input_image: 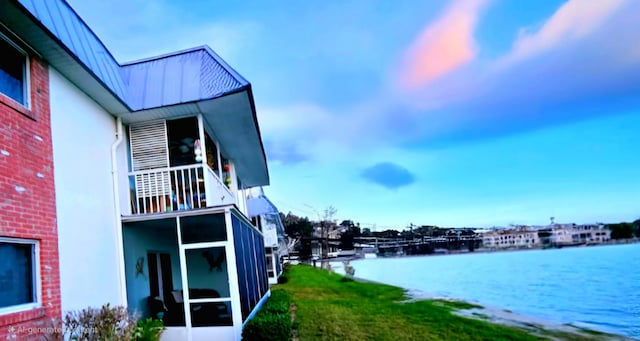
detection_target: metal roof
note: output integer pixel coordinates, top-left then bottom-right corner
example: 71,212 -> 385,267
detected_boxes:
121,46 -> 247,112
247,194 -> 286,237
16,0 -> 128,104
13,0 -> 249,112
3,0 -> 269,187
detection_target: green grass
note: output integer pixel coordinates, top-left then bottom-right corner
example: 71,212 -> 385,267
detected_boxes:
430,299 -> 483,310
274,265 -> 547,341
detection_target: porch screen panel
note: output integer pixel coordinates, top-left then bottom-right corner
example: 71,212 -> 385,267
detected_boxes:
243,220 -> 258,310
180,213 -> 226,243
184,246 -> 232,326
250,222 -> 263,306
232,211 -> 270,321
232,214 -> 250,320
257,234 -> 268,295
251,228 -> 263,300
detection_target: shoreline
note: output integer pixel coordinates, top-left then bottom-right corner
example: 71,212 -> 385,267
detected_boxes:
354,238 -> 640,260
328,260 -> 637,340
405,288 -> 634,341
277,265 -> 636,340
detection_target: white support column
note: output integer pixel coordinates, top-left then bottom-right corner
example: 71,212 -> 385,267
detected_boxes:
228,162 -> 239,208
216,141 -> 222,180
197,114 -> 207,168
197,115 -> 210,208
176,216 -> 193,341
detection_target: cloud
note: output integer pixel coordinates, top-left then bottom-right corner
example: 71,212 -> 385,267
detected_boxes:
361,162 -> 416,189
385,0 -> 640,149
501,0 -> 628,66
398,0 -> 489,91
264,140 -> 309,165
67,0 -> 260,63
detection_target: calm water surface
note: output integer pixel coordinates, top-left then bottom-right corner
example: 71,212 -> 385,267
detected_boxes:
344,243 -> 640,338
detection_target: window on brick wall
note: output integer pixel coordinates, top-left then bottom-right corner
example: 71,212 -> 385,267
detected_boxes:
0,238 -> 40,314
0,33 -> 28,106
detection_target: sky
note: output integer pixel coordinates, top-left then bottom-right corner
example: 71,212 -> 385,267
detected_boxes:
68,0 -> 640,229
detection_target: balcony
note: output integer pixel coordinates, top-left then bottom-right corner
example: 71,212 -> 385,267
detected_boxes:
128,164 -> 235,215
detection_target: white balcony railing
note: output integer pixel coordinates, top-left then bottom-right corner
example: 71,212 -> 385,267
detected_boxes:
203,165 -> 236,207
128,164 -> 234,215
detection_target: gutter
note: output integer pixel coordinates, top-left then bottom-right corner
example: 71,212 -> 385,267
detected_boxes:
110,117 -> 128,305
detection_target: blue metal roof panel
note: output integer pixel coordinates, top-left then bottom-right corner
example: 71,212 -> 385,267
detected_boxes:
121,49 -> 245,111
18,0 -> 128,102
199,49 -> 244,99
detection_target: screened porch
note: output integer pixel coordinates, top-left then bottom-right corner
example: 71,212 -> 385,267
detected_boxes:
121,206 -> 269,341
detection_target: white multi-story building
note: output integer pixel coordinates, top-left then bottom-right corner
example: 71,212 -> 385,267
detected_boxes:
1,1 -> 273,340
482,228 -> 540,249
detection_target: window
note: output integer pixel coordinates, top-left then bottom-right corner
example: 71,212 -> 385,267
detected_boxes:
180,213 -> 227,243
0,34 -> 28,106
184,246 -> 232,326
0,238 -> 39,313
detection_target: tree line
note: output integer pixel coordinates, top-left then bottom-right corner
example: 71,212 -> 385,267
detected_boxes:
607,219 -> 640,239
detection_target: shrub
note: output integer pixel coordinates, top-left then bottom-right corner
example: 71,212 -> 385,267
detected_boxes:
133,317 -> 165,341
277,272 -> 289,284
242,312 -> 291,341
278,272 -> 289,284
340,276 -> 354,283
50,303 -> 137,341
260,290 -> 291,314
242,291 -> 292,341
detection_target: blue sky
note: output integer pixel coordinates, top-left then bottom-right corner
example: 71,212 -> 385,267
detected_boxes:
69,0 -> 640,229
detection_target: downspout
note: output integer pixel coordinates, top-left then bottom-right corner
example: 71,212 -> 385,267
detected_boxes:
111,117 -> 128,306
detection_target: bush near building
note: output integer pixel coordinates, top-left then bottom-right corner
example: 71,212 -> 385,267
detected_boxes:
242,290 -> 292,341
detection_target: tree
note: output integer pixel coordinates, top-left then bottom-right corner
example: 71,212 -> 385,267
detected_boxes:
323,206 -> 337,224
280,212 -> 313,238
320,206 -> 337,268
608,222 -> 634,239
340,220 -> 354,228
297,238 -> 313,262
339,228 -> 356,250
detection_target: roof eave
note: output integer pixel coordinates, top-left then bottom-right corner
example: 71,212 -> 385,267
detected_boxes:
5,0 -> 131,113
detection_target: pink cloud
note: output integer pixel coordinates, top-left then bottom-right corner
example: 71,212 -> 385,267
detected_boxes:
398,0 -> 488,91
501,0 -> 627,66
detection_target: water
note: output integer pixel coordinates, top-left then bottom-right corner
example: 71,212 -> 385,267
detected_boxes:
341,243 -> 640,338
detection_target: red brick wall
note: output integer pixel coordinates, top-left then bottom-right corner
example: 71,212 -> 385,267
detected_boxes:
0,56 -> 61,340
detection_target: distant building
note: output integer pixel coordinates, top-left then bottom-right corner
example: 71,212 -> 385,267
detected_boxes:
247,191 -> 288,284
482,228 -> 540,249
482,223 -> 612,249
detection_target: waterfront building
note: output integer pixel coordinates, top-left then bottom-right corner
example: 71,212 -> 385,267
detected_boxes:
482,228 -> 540,249
552,224 -> 611,246
1,1 -> 272,340
484,224 -> 613,250
247,190 -> 288,284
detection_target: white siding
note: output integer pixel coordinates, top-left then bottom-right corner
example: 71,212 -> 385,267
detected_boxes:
49,67 -> 126,312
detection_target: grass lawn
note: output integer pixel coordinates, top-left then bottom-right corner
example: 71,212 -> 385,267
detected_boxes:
272,265 -> 619,341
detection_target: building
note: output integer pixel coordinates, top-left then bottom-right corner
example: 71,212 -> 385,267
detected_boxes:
1,1 -> 271,340
481,228 -> 540,249
483,224 -> 613,250
246,190 -> 288,284
542,224 -> 611,247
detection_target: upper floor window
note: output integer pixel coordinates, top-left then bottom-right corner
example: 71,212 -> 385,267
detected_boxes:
0,34 -> 28,106
0,238 -> 39,314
